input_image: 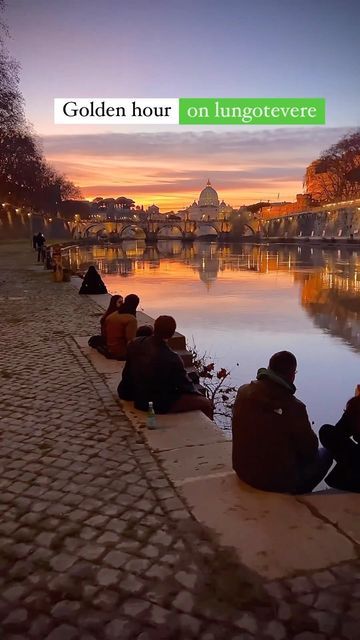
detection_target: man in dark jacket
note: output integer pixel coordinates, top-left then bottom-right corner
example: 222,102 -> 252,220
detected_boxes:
118,315 -> 213,418
232,351 -> 332,494
36,232 -> 46,262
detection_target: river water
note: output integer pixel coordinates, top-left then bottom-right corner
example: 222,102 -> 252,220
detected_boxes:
68,241 -> 360,432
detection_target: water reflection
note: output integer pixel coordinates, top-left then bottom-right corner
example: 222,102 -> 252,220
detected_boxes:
67,241 -> 360,428
300,267 -> 360,352
68,241 -> 360,351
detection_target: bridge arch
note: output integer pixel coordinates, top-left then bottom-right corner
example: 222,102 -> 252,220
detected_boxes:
156,224 -> 184,238
119,224 -> 146,238
83,223 -> 107,237
243,223 -> 256,235
194,223 -> 219,237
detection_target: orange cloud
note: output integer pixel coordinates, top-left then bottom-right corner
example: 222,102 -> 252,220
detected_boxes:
42,128 -> 351,210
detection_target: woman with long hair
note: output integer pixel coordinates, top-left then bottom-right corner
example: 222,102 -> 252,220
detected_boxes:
88,294 -> 123,350
100,294 -> 123,338
104,294 -> 140,359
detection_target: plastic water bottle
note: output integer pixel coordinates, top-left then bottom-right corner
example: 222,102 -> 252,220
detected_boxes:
146,401 -> 157,430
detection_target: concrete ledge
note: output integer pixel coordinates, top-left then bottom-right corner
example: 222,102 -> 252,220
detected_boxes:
71,280 -> 187,351
74,337 -> 124,374
159,441 -> 232,484
71,281 -> 359,581
300,493 -> 360,545
180,474 -> 356,579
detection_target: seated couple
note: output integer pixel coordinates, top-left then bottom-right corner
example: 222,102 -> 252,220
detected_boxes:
118,315 -> 213,419
232,351 -> 360,494
89,293 -> 146,360
232,350 -> 360,494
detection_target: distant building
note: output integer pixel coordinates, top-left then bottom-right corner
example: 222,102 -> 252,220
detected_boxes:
180,180 -> 233,221
90,196 -> 136,220
260,194 -> 316,219
147,204 -> 160,217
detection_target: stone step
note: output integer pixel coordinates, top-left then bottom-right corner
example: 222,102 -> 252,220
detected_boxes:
177,349 -> 193,367
168,333 -> 187,351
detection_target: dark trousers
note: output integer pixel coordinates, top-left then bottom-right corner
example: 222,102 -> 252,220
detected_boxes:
294,447 -> 333,494
319,424 -> 360,491
88,335 -> 124,360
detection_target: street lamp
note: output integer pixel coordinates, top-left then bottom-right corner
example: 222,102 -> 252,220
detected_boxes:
28,212 -> 33,247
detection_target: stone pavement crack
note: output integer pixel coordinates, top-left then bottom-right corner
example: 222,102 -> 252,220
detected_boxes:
0,243 -> 360,639
296,496 -> 360,556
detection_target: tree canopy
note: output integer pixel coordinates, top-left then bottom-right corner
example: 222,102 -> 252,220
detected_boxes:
0,2 -> 81,211
304,130 -> 360,204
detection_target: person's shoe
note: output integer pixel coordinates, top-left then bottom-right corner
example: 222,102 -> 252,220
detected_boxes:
324,463 -> 349,490
325,463 -> 360,492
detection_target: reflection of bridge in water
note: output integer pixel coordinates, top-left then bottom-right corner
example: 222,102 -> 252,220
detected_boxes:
65,241 -> 360,352
69,216 -> 235,241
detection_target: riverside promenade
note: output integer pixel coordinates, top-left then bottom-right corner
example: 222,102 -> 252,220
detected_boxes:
1,242 -> 360,640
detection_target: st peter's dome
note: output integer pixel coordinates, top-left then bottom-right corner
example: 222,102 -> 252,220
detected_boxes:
198,180 -> 219,208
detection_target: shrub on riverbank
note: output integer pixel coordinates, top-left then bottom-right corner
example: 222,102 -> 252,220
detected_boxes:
189,343 -> 238,428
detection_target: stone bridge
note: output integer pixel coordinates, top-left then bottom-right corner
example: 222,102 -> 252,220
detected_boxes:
69,217 -> 236,241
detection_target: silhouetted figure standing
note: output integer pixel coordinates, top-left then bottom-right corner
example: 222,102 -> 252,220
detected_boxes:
79,266 -> 108,295
36,232 -> 45,262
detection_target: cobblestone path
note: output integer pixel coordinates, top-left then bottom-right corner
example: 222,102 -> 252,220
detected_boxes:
0,243 -> 359,640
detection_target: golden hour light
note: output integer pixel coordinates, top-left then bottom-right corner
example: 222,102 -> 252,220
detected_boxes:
2,0 -> 360,633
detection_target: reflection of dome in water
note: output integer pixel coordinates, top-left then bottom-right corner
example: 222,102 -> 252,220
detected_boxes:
198,180 -> 219,207
199,269 -> 217,284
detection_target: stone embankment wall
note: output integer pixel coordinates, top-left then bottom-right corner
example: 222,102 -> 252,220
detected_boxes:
263,201 -> 360,240
0,210 -> 71,241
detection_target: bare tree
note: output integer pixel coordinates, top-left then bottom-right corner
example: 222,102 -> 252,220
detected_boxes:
0,1 -> 82,210
304,130 -> 360,203
0,1 -> 26,134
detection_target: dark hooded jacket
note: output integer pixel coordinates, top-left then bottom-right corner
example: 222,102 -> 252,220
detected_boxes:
79,267 -> 107,295
232,368 -> 318,493
118,335 -> 196,413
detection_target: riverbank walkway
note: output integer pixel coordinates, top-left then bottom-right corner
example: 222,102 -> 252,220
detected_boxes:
1,242 -> 360,639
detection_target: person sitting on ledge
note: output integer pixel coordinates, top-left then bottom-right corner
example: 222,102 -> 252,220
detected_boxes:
319,391 -> 360,492
104,293 -> 139,360
232,351 -> 332,494
136,324 -> 154,337
118,315 -> 213,419
79,266 -> 108,295
88,294 -> 123,351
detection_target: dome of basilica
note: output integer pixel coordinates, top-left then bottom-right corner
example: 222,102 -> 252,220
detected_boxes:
198,180 -> 219,208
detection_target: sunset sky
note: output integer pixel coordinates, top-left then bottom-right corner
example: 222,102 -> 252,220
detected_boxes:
5,0 -> 360,210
